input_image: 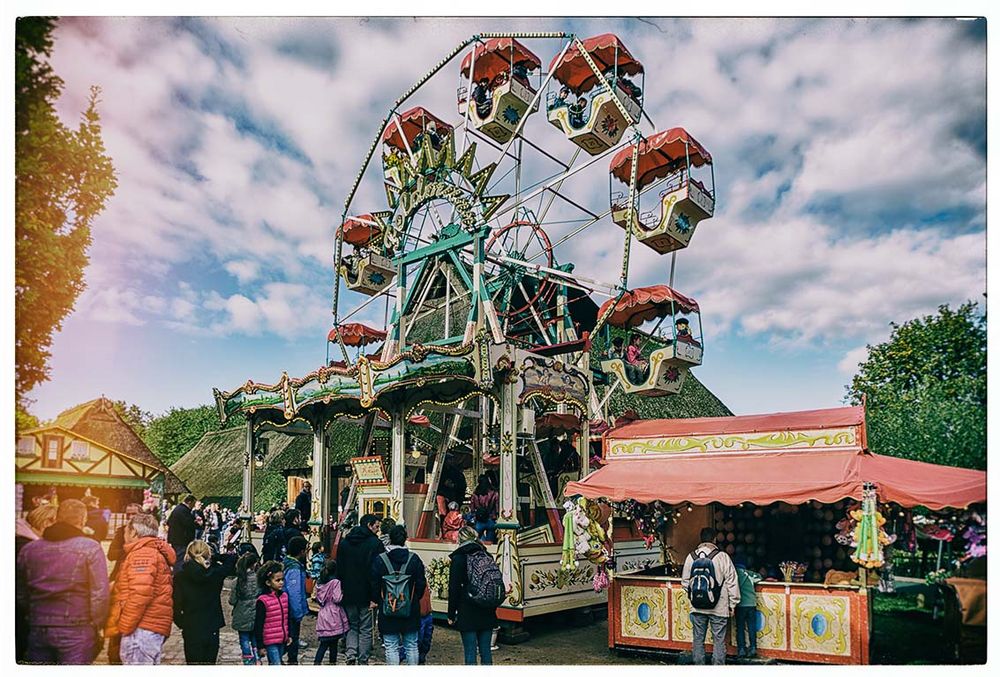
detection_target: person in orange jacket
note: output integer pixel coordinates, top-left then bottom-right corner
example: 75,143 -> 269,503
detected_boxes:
106,513 -> 177,665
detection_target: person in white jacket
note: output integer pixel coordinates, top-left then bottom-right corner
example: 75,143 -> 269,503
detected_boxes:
681,527 -> 741,665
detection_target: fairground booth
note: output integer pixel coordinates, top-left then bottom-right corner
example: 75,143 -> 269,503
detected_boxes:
565,405 -> 986,665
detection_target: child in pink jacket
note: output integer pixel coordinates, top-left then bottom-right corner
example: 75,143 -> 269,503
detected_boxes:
313,560 -> 349,664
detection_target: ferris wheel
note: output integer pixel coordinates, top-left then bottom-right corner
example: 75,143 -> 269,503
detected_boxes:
330,32 -> 716,398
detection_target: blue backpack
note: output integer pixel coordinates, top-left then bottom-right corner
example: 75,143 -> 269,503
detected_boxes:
688,547 -> 723,610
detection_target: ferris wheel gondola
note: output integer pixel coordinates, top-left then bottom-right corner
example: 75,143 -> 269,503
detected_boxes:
457,38 -> 542,143
597,284 -> 703,396
609,127 -> 716,254
545,33 -> 644,154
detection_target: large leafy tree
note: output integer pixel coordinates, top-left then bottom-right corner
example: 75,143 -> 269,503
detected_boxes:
145,405 -> 242,468
111,400 -> 153,440
16,17 -> 117,404
845,301 -> 986,470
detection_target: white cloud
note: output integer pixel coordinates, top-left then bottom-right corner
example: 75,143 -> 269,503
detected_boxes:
838,345 -> 869,376
224,260 -> 261,284
44,17 -> 984,354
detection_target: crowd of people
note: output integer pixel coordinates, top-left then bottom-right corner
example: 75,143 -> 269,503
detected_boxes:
14,479 -> 507,667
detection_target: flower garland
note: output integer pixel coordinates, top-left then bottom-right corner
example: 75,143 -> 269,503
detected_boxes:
428,557 -> 450,596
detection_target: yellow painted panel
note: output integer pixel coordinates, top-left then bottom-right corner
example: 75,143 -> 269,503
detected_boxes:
620,584 -> 669,640
755,591 -> 788,651
789,593 -> 851,656
670,587 -> 693,642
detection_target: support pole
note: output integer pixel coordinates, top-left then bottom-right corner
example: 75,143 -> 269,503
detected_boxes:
241,416 -> 255,540
311,423 -> 328,528
389,410 -> 406,523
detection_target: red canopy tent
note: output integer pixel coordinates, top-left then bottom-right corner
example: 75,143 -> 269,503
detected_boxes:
609,127 -> 713,189
338,214 -> 382,247
327,323 -> 387,347
565,449 -> 985,510
597,285 -> 700,329
566,406 -> 986,510
382,106 -> 453,152
549,33 -> 643,95
461,37 -> 540,83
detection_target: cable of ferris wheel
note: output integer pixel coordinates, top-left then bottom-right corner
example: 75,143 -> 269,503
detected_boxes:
486,38 -> 573,177
527,166 -> 687,265
493,254 -> 617,295
335,37 -> 476,324
491,141 -> 623,222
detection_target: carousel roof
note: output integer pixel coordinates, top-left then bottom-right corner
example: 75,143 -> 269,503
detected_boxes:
461,37 -> 541,84
549,33 -> 643,95
339,214 -> 382,247
609,127 -> 713,189
327,322 -> 387,347
597,285 -> 700,329
382,106 -> 453,152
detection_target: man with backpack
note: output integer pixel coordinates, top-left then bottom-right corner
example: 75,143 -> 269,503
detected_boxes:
370,525 -> 427,665
337,514 -> 385,665
681,527 -> 740,665
448,526 -> 505,665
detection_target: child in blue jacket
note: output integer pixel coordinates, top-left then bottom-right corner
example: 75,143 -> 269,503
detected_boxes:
283,536 -> 310,664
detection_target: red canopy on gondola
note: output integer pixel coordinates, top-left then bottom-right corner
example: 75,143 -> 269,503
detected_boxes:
597,285 -> 700,329
461,38 -> 541,84
408,414 -> 430,427
338,214 -> 382,247
609,127 -> 713,189
549,33 -> 643,95
327,323 -> 387,347
382,107 -> 453,152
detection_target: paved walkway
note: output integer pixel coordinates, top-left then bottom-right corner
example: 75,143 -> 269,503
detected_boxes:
94,573 -> 664,666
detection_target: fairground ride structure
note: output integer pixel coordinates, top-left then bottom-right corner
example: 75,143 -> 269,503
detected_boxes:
214,31 -> 716,628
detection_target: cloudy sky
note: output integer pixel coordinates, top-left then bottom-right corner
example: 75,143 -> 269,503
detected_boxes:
28,16 -> 986,420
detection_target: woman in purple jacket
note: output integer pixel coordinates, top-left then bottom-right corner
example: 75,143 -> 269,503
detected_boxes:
313,560 -> 349,664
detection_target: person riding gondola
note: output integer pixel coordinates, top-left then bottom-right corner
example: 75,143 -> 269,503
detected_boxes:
511,60 -> 530,86
471,77 -> 493,118
568,96 -> 588,129
673,317 -> 700,346
625,334 -> 649,381
551,86 -> 571,110
414,121 -> 443,151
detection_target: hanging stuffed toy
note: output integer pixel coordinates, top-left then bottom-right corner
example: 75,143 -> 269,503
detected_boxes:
572,499 -> 592,559
561,499 -> 577,571
851,483 -> 893,569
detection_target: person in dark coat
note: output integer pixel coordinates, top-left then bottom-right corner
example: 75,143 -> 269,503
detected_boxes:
83,495 -> 109,542
294,482 -> 312,527
370,525 -> 427,666
172,540 -> 236,664
448,527 -> 500,665
281,509 -> 304,547
336,514 -> 386,665
107,503 -> 142,581
166,495 -> 197,566
261,511 -> 284,563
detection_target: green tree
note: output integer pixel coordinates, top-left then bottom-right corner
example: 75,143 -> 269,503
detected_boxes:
15,17 -> 117,404
15,405 -> 40,434
111,400 -> 153,440
145,405 -> 242,468
845,301 -> 986,469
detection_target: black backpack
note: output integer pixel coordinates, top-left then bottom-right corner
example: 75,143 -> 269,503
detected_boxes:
379,552 -> 415,618
466,549 -> 505,608
687,547 -> 723,610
